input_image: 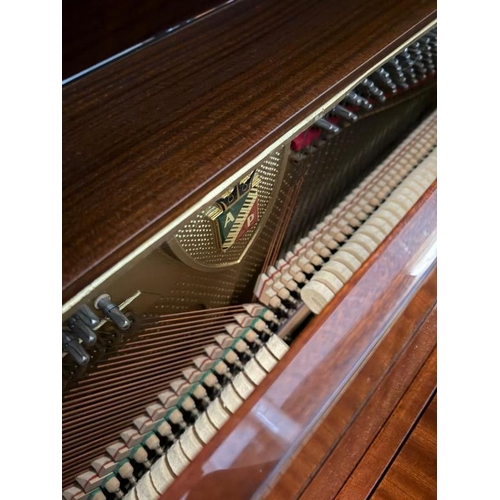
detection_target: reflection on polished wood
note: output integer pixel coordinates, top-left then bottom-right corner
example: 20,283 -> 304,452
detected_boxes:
161,183 -> 437,500
63,0 -> 226,80
271,289 -> 437,500
370,394 -> 437,500
298,314 -> 437,499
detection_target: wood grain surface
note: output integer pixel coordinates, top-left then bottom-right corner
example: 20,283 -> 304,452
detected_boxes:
270,287 -> 437,500
62,0 -> 436,303
298,312 -> 437,499
370,394 -> 437,500
63,0 -> 226,80
159,183 -> 437,500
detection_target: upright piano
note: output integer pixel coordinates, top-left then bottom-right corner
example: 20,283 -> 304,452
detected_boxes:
62,1 -> 437,498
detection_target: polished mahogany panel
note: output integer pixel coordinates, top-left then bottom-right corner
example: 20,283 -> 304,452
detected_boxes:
270,283 -> 437,500
62,0 -> 436,302
300,312 -> 437,499
63,0 -> 227,80
370,393 -> 437,500
161,184 -> 437,499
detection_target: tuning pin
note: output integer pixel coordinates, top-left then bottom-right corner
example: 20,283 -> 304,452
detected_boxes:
67,316 -> 97,345
402,68 -> 418,84
62,329 -> 89,365
385,68 -> 409,89
358,78 -> 386,102
315,118 -> 340,134
404,51 -> 424,66
74,304 -> 100,328
396,79 -> 409,90
396,56 -> 414,71
423,60 -> 436,74
419,38 -> 433,54
399,48 -> 412,59
384,58 -> 403,73
374,68 -> 398,92
409,51 -> 424,63
94,294 -> 131,330
345,91 -> 373,110
333,104 -> 358,122
420,48 -> 432,62
413,60 -> 427,73
409,42 -> 422,52
421,48 -> 434,61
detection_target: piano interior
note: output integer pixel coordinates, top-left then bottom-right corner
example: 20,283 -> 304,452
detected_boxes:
62,3 -> 437,499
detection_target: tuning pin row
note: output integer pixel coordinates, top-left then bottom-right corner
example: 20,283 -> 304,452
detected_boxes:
292,28 -> 436,154
312,103 -> 360,139
64,293 -> 135,366
345,91 -> 373,110
356,27 -> 436,103
414,37 -> 437,73
356,78 -> 386,102
63,304 -> 101,365
67,315 -> 97,346
373,67 -> 398,92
